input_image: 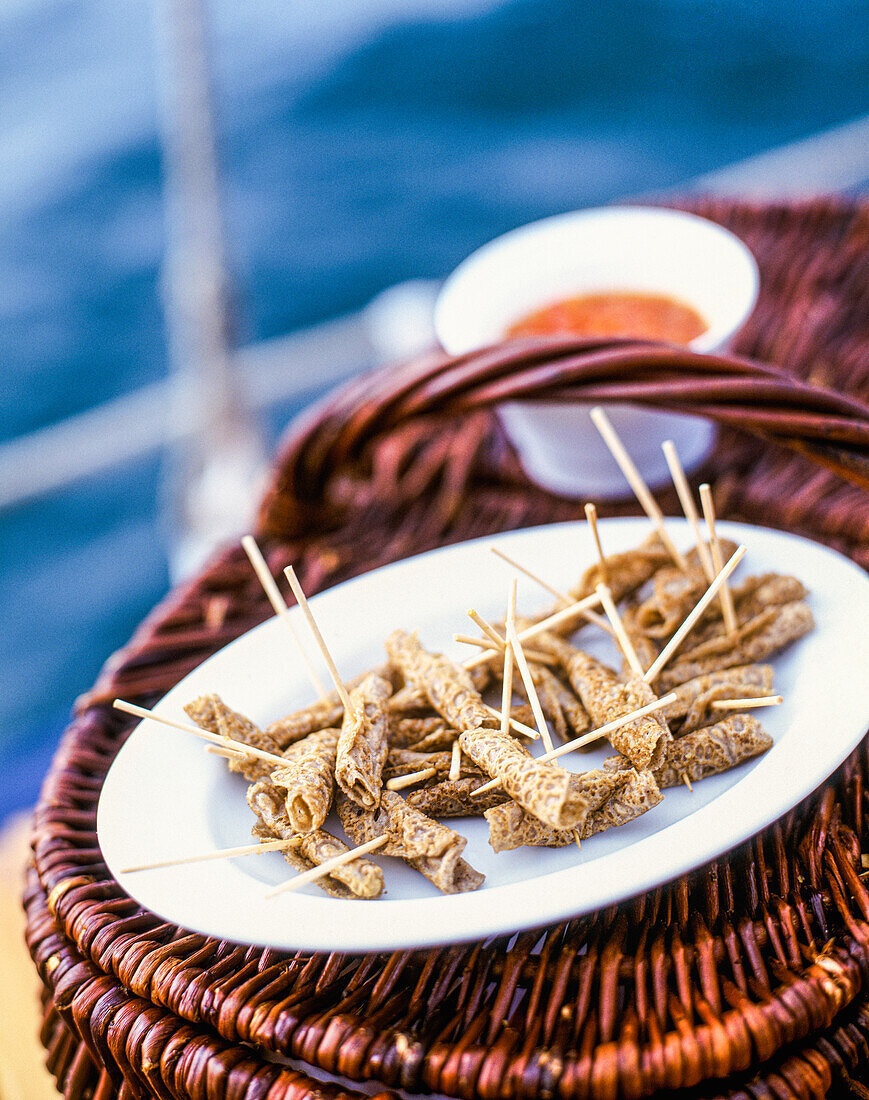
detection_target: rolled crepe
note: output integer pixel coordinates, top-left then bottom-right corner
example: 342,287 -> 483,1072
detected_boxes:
265,698 -> 344,748
510,703 -> 537,728
458,727 -> 588,830
511,625 -> 591,738
514,661 -> 568,741
388,715 -> 457,750
486,769 -> 662,851
652,713 -> 773,788
732,572 -> 807,616
389,663 -> 491,714
660,664 -> 774,733
632,540 -> 737,638
621,572 -> 806,678
269,727 -> 339,833
265,664 -> 394,748
247,780 -> 383,899
540,638 -> 671,771
407,776 -> 508,817
386,630 -> 497,732
337,790 -> 484,894
683,574 -> 809,650
520,659 -> 592,740
620,606 -> 660,676
581,769 -> 662,837
570,532 -> 672,603
336,673 -> 391,811
185,694 -> 280,781
547,673 -> 591,737
387,684 -> 432,716
385,748 -> 454,779
406,727 -> 462,753
659,601 -> 814,691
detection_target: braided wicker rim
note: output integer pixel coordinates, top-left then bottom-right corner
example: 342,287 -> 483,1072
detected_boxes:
25,198 -> 869,1100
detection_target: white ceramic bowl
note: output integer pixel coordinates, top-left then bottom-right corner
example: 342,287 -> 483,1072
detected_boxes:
434,206 -> 759,498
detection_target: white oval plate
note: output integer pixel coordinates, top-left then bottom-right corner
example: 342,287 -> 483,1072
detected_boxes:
98,519 -> 869,953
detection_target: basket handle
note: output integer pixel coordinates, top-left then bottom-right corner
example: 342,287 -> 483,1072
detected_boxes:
260,337 -> 869,536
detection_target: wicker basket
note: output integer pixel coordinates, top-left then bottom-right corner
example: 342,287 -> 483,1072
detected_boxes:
24,197 -> 869,1100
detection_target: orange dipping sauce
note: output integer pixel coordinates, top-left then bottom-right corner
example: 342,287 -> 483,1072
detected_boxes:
506,291 -> 707,345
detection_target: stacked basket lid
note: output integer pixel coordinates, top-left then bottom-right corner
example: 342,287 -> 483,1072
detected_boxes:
26,198 -> 869,1100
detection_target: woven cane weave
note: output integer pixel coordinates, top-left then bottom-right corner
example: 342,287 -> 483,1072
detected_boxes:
24,197 -> 869,1100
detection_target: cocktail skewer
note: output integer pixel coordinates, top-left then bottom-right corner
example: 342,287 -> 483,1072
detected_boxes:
489,546 -> 612,633
449,740 -> 463,782
712,695 -> 783,710
283,566 -> 354,714
122,837 -> 299,874
482,706 -> 540,740
500,580 -> 517,739
596,583 -> 644,677
467,609 -> 506,648
584,502 -> 608,580
386,767 -> 438,791
661,442 -> 714,581
453,633 -> 557,666
597,582 -> 689,790
113,699 -> 288,768
643,545 -> 747,684
459,607 -> 561,664
462,591 -> 604,670
699,484 -> 738,635
492,547 -> 567,604
589,406 -> 687,571
505,607 -> 555,754
265,835 -> 389,899
241,536 -> 328,699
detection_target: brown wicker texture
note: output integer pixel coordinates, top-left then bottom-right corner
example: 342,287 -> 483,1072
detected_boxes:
24,197 -> 869,1100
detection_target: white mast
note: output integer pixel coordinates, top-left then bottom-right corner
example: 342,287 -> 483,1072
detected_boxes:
154,0 -> 265,579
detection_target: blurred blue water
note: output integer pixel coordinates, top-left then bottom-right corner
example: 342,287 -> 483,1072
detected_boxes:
1,0 -> 868,821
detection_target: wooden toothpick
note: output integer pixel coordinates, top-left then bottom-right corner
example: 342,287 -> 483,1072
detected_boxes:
121,837 -> 299,874
642,545 -> 747,684
699,484 -> 738,636
584,502 -> 608,580
482,705 -> 540,740
283,566 -> 354,714
462,609 -> 561,666
449,740 -> 463,782
241,536 -> 328,699
489,546 -> 613,634
463,591 -> 604,670
596,583 -> 644,677
265,835 -> 389,899
454,632 -> 493,649
506,612 -> 555,754
386,767 -> 438,791
112,700 -> 289,768
661,442 -> 714,582
712,695 -> 783,710
492,547 -> 569,604
471,692 -> 678,796
589,407 -> 687,571
205,744 -> 245,761
467,609 -> 508,649
501,579 -> 518,739
453,634 -> 557,667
